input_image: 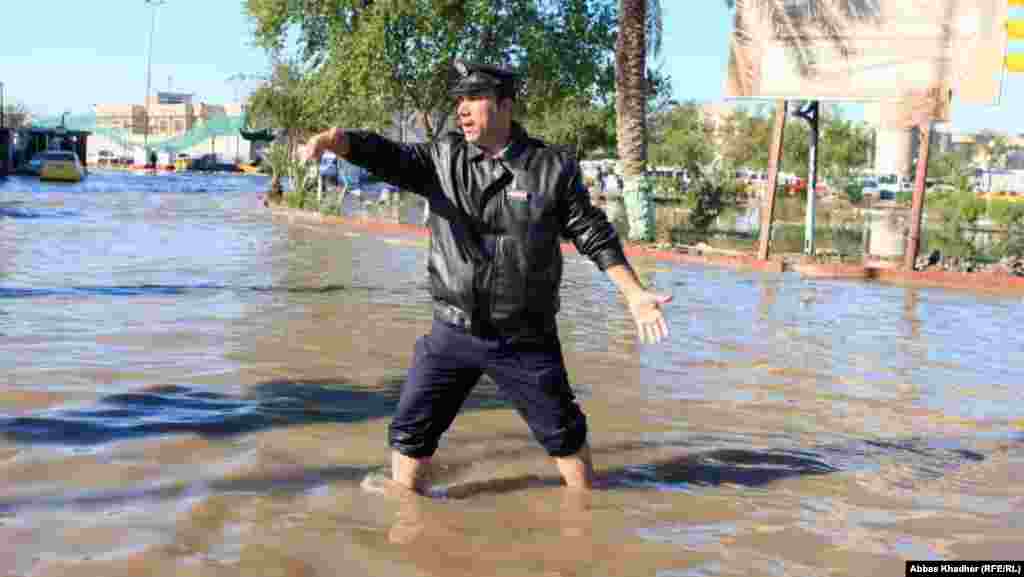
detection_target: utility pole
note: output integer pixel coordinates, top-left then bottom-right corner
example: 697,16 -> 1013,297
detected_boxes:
758,100 -> 787,260
795,101 -> 820,256
143,0 -> 166,159
904,122 -> 931,270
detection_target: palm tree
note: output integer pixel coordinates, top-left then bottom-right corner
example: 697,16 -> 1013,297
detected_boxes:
615,0 -> 662,242
725,0 -> 883,96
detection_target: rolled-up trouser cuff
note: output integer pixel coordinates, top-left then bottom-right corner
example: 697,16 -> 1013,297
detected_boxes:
388,426 -> 439,459
535,411 -> 588,458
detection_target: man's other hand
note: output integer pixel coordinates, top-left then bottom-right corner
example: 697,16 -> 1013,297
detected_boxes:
626,291 -> 672,345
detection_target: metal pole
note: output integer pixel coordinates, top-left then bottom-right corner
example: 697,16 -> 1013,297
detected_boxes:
759,100 -> 787,260
796,101 -> 820,256
143,0 -> 164,157
1,81 -> 5,128
904,122 -> 931,270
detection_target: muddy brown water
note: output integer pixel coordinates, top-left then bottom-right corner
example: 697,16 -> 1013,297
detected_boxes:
1,172 -> 1022,576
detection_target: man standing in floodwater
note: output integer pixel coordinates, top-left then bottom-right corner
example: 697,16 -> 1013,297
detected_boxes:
302,60 -> 671,494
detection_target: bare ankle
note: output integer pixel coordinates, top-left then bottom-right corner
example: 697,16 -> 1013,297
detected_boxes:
554,443 -> 594,490
392,451 -> 431,493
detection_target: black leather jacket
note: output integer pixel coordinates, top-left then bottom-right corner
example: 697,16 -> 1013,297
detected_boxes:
344,123 -> 627,342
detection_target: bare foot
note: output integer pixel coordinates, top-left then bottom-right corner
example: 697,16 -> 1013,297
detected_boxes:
360,471 -> 421,498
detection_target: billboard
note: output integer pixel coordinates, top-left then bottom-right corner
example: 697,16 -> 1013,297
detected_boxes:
724,0 -> 1008,123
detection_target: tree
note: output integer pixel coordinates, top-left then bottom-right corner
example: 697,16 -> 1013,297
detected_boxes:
928,148 -> 973,186
819,105 -> 871,185
247,56 -> 318,198
987,133 -> 1011,170
615,0 -> 660,241
244,0 -> 619,145
526,96 -> 615,160
648,101 -> 713,169
725,0 -> 883,82
718,105 -> 773,170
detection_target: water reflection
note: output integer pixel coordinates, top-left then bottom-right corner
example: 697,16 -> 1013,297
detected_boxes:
903,288 -> 921,341
1,375 -> 517,445
758,280 -> 778,320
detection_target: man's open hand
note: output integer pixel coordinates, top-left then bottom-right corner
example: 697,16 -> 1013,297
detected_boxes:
301,128 -> 347,164
626,291 -> 672,344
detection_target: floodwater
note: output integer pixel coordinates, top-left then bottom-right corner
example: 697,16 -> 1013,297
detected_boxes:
1,170 -> 1022,577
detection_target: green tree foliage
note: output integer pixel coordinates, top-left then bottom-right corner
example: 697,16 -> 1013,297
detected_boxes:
714,102 -> 870,187
819,105 -> 871,186
718,104 -> 773,170
927,148 -> 974,189
844,182 -> 863,205
648,101 -> 713,170
987,134 -> 1011,170
685,164 -> 742,233
244,0 -> 619,146
246,56 -> 320,198
925,187 -> 987,260
247,57 -> 316,155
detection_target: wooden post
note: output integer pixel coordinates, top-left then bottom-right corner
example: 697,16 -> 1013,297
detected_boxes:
758,100 -> 787,261
904,122 -> 931,270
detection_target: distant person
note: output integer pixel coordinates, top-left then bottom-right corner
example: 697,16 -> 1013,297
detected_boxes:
302,60 -> 671,495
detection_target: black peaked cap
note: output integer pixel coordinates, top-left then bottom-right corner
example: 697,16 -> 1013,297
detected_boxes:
449,60 -> 519,97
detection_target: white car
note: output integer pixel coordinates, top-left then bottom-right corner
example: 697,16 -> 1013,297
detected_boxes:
859,176 -> 880,198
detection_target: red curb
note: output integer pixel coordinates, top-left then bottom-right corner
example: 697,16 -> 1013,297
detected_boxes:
791,262 -> 871,280
619,245 -> 785,273
870,267 -> 1024,293
269,206 -> 1024,294
270,206 -> 786,273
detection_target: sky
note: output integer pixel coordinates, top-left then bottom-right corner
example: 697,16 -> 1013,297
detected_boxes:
2,1 -> 1023,134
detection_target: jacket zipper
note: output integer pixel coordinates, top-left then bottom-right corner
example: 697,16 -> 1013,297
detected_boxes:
490,235 -> 502,320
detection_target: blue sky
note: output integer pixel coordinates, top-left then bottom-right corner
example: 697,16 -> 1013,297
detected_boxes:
2,1 -> 1022,134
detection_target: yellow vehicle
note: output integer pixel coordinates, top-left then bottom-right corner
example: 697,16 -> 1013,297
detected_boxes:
174,153 -> 192,171
39,151 -> 86,183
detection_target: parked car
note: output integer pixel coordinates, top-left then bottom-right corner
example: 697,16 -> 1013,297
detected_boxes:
95,150 -> 116,166
860,176 -> 880,198
785,177 -> 830,196
39,150 -> 86,183
191,154 -> 239,173
877,173 -> 912,197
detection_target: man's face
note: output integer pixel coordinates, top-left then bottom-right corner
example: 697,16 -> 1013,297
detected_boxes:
456,92 -> 511,147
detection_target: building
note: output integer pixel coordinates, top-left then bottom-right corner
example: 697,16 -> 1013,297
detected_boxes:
90,91 -> 252,164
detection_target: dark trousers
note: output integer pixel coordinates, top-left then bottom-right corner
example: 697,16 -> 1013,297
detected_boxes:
389,320 -> 588,459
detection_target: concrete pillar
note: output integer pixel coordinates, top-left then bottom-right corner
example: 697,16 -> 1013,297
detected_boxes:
875,127 -> 913,178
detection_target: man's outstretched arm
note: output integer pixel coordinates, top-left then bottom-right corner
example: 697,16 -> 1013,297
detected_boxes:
559,164 -> 672,345
302,127 -> 440,197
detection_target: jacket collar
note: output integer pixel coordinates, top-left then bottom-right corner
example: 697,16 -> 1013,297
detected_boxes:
466,122 -> 530,167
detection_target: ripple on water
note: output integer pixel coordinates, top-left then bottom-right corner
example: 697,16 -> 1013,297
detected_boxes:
0,202 -> 78,219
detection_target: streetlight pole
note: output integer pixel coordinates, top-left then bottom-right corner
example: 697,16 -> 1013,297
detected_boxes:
143,0 -> 166,160
795,101 -> 820,256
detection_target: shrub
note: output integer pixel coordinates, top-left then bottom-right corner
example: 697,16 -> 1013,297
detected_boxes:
844,182 -> 863,205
